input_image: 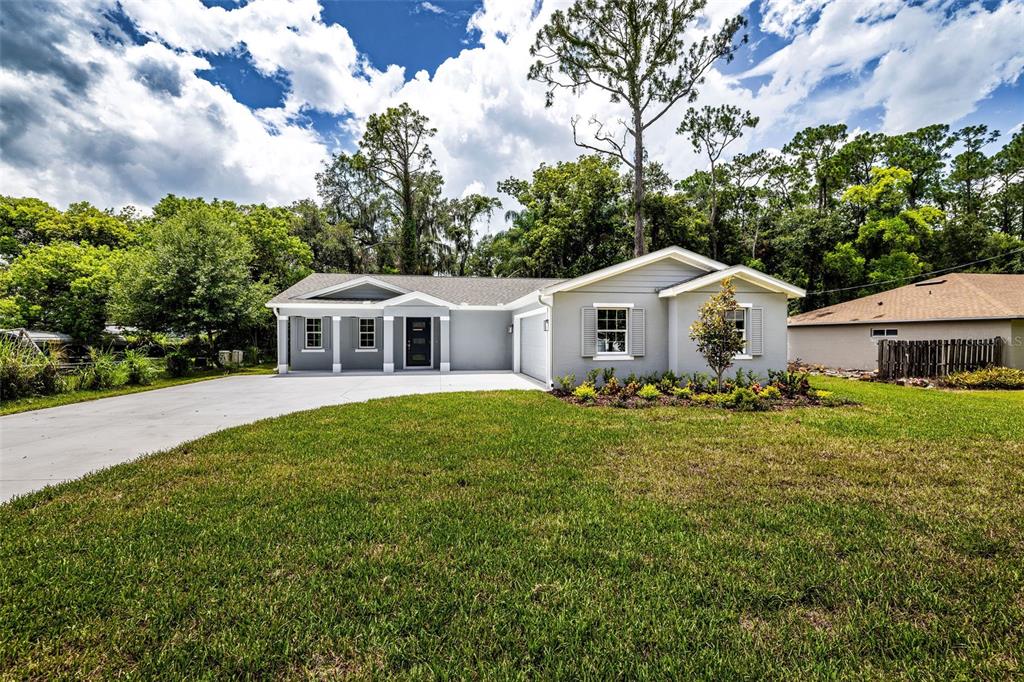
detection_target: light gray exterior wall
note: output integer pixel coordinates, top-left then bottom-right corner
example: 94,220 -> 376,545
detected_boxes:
788,319 -> 1019,370
551,290 -> 668,380
674,288 -> 790,377
289,315 -> 332,371
450,310 -> 514,370
339,316 -> 384,370
549,265 -> 791,381
1011,320 -> 1024,369
549,259 -> 704,381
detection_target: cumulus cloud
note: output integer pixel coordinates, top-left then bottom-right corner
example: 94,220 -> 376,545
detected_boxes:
2,0 -> 1021,224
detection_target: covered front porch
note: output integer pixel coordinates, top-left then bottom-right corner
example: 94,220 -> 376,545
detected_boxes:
274,303 -> 452,375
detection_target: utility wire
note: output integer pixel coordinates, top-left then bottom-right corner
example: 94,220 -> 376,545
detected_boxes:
805,246 -> 1024,296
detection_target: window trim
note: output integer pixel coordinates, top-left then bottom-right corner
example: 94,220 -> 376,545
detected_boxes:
729,304 -> 752,360
304,317 -> 323,350
594,305 -> 629,356
357,317 -> 376,350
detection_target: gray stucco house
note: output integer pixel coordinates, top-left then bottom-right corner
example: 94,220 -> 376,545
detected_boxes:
267,246 -> 806,385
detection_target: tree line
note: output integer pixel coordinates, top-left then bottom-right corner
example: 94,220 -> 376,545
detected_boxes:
2,0 -> 1022,346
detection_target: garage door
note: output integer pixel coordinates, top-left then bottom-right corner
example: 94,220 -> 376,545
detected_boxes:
519,314 -> 548,382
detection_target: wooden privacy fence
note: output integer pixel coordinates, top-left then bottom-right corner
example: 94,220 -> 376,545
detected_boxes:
877,337 -> 1004,379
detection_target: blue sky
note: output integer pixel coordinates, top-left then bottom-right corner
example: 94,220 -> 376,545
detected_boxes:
2,0 -> 1022,223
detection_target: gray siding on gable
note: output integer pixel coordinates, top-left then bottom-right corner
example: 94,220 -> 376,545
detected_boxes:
450,310 -> 514,370
323,283 -> 398,300
573,259 -> 706,294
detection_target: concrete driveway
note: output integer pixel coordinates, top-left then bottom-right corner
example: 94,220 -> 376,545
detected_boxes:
0,372 -> 543,504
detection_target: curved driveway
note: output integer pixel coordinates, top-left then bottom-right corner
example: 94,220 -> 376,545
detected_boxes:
0,372 -> 542,504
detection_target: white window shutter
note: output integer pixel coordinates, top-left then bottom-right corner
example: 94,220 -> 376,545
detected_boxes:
749,307 -> 764,356
630,308 -> 645,356
581,307 -> 596,357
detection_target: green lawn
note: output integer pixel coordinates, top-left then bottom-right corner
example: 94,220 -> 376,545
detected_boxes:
1,378 -> 1021,678
0,363 -> 275,416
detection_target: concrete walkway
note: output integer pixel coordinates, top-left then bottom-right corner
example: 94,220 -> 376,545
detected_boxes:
0,372 -> 543,503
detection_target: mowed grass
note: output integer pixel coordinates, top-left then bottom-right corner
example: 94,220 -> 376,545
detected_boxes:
1,378 -> 1021,678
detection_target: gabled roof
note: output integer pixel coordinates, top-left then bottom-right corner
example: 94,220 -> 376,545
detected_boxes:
268,273 -> 564,308
540,246 -> 727,295
788,273 -> 1024,326
297,275 -> 409,299
658,265 -> 806,299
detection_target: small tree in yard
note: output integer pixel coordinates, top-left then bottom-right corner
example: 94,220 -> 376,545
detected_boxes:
689,278 -> 746,392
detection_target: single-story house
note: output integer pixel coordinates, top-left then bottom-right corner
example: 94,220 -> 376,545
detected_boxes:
788,273 -> 1024,370
267,246 -> 806,385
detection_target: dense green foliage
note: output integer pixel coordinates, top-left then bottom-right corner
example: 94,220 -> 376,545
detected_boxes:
2,119 -> 1019,340
474,125 -> 1024,311
1,382 -> 1021,677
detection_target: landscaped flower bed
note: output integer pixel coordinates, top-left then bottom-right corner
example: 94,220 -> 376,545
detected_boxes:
551,368 -> 855,411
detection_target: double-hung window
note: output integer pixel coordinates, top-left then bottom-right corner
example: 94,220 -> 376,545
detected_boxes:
304,318 -> 322,349
726,308 -> 747,353
596,307 -> 628,354
358,318 -> 375,349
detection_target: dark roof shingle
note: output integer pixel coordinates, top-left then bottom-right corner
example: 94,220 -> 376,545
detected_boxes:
268,273 -> 565,307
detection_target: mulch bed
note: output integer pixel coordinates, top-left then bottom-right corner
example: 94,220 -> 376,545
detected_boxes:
550,391 -> 847,411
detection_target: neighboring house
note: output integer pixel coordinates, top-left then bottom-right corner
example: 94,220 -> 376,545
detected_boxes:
267,246 -> 806,385
788,274 -> 1024,370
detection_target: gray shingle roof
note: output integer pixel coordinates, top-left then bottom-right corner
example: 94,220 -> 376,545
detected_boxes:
268,273 -> 565,307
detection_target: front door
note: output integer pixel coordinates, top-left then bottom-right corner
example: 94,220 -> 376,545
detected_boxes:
405,317 -> 431,367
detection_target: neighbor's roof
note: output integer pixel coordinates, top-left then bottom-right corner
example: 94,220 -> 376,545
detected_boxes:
268,273 -> 565,307
788,273 -> 1024,326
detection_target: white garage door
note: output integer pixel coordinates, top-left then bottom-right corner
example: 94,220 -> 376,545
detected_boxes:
520,314 -> 547,382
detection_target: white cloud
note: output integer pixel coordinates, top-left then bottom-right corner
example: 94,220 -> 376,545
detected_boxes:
419,2 -> 447,15
2,0 -> 1021,227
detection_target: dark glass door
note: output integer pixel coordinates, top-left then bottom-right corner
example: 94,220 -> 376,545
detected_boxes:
405,317 -> 431,367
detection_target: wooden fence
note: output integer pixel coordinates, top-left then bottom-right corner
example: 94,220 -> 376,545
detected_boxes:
877,337 -> 1004,379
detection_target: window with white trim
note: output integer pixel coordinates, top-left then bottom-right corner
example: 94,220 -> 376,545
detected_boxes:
596,307 -> 628,354
305,318 -> 322,349
726,308 -> 747,353
358,318 -> 375,349
871,328 -> 898,338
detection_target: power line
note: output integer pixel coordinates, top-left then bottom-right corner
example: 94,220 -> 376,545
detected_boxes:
806,246 -> 1024,296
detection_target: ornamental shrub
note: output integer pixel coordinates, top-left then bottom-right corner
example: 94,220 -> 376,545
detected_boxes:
637,384 -> 661,401
165,350 -> 194,378
122,349 -> 157,386
78,349 -> 128,390
759,385 -> 782,401
555,373 -> 576,391
726,387 -> 767,411
600,376 -> 621,396
671,386 -> 693,399
573,383 -> 598,402
943,367 -> 1024,390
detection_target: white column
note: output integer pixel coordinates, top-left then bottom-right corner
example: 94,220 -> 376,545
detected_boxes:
276,315 -> 289,374
331,316 -> 342,373
383,316 -> 394,373
668,298 -> 679,375
440,315 -> 450,373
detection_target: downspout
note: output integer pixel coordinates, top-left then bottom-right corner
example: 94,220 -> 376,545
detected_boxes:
538,292 -> 554,388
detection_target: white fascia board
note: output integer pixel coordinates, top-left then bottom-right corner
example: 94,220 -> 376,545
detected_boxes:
270,303 -> 385,315
297,276 -> 409,300
503,290 -> 547,310
539,246 -> 727,296
658,266 -> 806,299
